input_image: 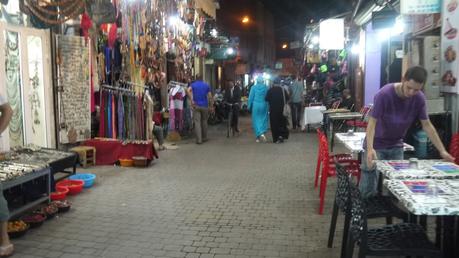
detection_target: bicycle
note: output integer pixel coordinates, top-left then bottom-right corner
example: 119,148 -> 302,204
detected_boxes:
225,102 -> 237,138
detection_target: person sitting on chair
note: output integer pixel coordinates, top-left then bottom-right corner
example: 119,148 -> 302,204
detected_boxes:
339,89 -> 354,111
224,80 -> 241,133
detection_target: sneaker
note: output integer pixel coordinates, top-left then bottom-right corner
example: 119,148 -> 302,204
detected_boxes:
256,139 -> 260,143
278,136 -> 284,143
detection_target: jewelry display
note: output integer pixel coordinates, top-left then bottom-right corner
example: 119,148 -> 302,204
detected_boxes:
0,145 -> 75,182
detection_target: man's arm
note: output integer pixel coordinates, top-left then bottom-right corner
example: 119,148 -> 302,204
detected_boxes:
0,103 -> 13,134
366,116 -> 378,169
186,87 -> 195,108
421,119 -> 455,161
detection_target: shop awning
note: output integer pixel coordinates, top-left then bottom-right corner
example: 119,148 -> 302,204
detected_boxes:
195,0 -> 217,19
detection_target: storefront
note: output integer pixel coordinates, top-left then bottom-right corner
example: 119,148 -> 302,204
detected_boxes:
351,0 -> 457,157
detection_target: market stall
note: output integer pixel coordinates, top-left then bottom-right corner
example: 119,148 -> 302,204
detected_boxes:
1,146 -> 78,219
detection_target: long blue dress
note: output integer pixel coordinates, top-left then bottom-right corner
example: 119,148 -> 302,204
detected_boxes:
248,82 -> 269,138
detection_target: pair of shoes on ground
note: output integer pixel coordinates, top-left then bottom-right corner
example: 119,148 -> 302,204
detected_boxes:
158,145 -> 166,151
196,139 -> 209,144
0,244 -> 14,257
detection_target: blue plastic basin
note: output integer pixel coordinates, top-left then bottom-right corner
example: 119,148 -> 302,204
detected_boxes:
69,173 -> 96,188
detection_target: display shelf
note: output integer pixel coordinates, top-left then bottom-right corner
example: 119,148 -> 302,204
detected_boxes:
2,168 -> 51,220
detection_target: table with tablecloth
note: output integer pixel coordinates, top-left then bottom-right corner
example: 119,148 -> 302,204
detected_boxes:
302,106 -> 326,131
379,160 -> 459,257
82,138 -> 158,165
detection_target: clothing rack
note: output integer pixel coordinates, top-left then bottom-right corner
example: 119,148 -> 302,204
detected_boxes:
117,80 -> 148,89
168,81 -> 188,89
101,84 -> 133,92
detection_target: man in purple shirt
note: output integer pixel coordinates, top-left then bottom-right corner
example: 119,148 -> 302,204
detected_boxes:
361,66 -> 454,198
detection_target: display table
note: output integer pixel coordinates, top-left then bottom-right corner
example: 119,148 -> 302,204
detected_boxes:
11,148 -> 78,182
83,138 -> 158,165
303,106 -> 326,131
335,132 -> 415,153
327,112 -> 363,151
377,160 -> 459,180
2,168 -> 50,219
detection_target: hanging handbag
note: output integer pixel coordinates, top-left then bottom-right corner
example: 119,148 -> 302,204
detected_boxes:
90,0 -> 116,25
282,88 -> 291,118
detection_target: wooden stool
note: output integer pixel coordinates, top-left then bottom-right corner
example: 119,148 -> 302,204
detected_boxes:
70,146 -> 96,167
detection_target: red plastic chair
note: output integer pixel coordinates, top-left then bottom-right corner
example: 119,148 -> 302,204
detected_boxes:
316,130 -> 361,215
314,129 -> 355,188
346,105 -> 372,128
331,100 -> 341,109
449,133 -> 459,165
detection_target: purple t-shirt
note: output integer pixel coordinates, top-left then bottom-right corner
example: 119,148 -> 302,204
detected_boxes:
370,83 -> 428,149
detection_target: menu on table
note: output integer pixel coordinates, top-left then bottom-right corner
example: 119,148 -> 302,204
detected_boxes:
388,161 -> 411,170
431,163 -> 459,174
403,180 -> 445,194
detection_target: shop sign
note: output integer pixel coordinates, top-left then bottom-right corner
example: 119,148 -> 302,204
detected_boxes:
440,0 -> 459,93
411,13 -> 441,34
319,19 -> 344,50
401,0 -> 441,14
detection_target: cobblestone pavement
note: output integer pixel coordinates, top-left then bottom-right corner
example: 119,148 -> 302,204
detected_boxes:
11,116 -> 403,258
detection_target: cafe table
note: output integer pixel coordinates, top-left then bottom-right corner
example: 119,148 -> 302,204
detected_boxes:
384,178 -> 459,257
327,112 -> 362,151
303,105 -> 326,132
376,160 -> 459,180
379,160 -> 459,257
335,132 -> 414,161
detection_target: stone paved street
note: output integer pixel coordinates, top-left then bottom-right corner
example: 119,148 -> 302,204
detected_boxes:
11,117 -> 402,258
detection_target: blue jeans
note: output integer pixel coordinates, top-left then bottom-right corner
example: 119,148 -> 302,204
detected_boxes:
359,147 -> 403,198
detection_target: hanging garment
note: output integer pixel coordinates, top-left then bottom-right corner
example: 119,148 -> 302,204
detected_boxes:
144,92 -> 154,140
112,92 -> 116,139
104,46 -> 112,84
168,86 -> 185,132
99,90 -> 106,137
107,92 -> 112,138
117,93 -> 124,139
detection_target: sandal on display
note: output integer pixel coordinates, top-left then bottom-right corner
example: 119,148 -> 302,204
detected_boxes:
0,244 -> 14,257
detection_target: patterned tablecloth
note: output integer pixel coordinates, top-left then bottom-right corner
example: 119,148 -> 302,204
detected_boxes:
385,179 -> 459,215
335,133 -> 415,153
377,160 -> 459,180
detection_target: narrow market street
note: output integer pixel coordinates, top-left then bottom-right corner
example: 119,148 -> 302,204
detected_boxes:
11,117 -> 344,258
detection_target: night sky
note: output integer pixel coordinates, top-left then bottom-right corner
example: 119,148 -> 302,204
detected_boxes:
260,0 -> 355,42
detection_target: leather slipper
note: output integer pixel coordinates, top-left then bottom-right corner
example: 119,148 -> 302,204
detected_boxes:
0,244 -> 14,257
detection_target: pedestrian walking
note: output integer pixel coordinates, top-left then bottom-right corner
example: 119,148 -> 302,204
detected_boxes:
187,75 -> 213,144
248,77 -> 268,142
265,80 -> 289,143
0,94 -> 14,257
289,75 -> 304,130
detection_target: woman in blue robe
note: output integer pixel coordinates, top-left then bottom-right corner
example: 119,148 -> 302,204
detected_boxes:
248,78 -> 269,142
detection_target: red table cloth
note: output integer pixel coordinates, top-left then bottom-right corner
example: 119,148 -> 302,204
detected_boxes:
82,138 -> 158,165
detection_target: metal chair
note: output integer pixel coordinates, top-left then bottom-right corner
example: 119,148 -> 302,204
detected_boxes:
328,162 -> 407,258
345,183 -> 442,258
316,130 -> 360,214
